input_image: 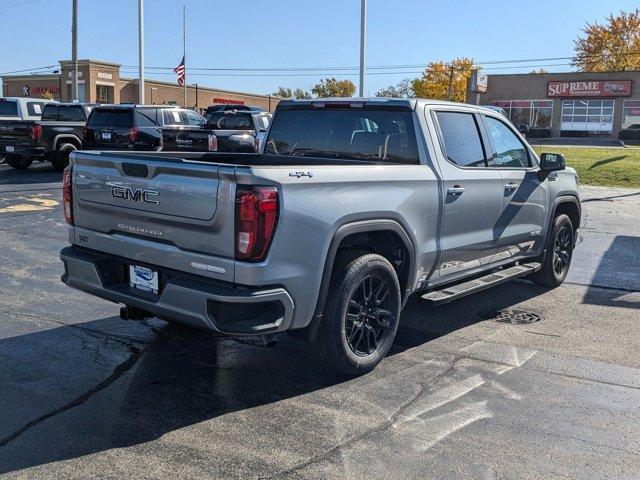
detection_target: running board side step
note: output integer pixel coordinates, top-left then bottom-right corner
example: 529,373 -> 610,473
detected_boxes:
421,262 -> 541,305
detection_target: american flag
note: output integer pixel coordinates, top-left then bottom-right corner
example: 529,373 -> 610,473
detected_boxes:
173,56 -> 185,86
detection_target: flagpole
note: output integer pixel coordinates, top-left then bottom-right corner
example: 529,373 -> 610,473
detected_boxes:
183,5 -> 187,107
138,0 -> 145,104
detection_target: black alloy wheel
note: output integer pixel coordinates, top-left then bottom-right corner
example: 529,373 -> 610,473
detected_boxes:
553,222 -> 573,278
345,274 -> 395,356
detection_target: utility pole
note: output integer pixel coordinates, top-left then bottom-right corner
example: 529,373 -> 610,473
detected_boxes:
447,64 -> 455,101
183,5 -> 187,107
359,0 -> 367,97
138,0 -> 145,104
71,0 -> 78,102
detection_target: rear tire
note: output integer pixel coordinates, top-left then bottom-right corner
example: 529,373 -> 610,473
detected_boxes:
7,156 -> 32,170
52,143 -> 77,172
530,214 -> 574,287
313,253 -> 401,376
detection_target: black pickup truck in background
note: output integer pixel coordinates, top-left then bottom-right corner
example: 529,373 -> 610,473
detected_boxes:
0,103 -> 93,171
84,104 -> 205,152
161,110 -> 272,153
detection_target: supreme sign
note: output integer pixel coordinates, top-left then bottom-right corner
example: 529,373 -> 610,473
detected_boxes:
547,80 -> 632,98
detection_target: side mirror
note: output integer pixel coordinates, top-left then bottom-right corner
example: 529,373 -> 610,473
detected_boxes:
517,124 -> 530,134
539,153 -> 566,172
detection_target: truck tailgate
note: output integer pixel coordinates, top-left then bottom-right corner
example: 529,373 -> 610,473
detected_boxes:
71,152 -> 236,276
0,121 -> 33,145
162,127 -> 211,152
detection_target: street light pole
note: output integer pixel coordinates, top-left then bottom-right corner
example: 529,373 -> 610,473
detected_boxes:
359,0 -> 367,97
138,0 -> 145,105
71,0 -> 78,102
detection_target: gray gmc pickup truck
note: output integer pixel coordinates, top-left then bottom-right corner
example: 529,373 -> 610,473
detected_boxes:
60,98 -> 580,375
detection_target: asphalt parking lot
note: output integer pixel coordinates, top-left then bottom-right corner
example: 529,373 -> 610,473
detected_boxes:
1,162 -> 639,479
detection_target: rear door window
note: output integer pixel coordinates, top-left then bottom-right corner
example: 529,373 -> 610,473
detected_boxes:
58,106 -> 86,121
88,109 -> 133,127
264,107 -> 420,163
435,111 -> 486,167
162,109 -> 187,126
26,102 -> 46,117
41,105 -> 59,120
0,100 -> 18,117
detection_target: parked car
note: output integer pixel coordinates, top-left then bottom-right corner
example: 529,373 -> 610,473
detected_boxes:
0,97 -> 58,169
60,98 -> 580,375
0,103 -> 93,171
203,104 -> 263,121
83,105 -> 205,151
162,110 -> 272,153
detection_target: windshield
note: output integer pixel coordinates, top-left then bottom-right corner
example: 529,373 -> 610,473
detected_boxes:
264,108 -> 420,164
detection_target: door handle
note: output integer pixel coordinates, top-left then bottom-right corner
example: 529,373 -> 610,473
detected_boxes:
447,186 -> 466,196
505,182 -> 519,191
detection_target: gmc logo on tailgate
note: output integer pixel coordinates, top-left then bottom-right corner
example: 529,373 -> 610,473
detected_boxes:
111,185 -> 159,205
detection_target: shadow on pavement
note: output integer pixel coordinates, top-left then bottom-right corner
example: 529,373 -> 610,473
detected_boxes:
0,281 -> 552,474
0,163 -> 61,186
581,235 -> 640,310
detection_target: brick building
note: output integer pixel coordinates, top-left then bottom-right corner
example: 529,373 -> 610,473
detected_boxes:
467,71 -> 640,139
1,59 -> 280,112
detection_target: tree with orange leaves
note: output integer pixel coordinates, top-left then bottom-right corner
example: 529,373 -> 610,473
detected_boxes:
573,9 -> 640,71
411,58 -> 474,103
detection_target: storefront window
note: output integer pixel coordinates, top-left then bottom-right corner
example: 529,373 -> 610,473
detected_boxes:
561,99 -> 614,133
490,100 -> 553,129
532,100 -> 553,128
622,100 -> 640,129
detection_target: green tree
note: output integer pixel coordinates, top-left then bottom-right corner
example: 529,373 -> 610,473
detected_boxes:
573,9 -> 640,71
411,57 -> 474,102
272,87 -> 311,99
311,77 -> 356,98
375,78 -> 413,98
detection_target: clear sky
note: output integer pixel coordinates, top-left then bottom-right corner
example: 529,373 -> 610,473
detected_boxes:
1,0 -> 638,96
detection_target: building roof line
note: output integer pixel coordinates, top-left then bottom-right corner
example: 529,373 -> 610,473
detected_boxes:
119,76 -> 278,100
58,59 -> 121,68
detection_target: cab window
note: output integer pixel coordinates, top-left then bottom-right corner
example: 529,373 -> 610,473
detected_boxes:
435,111 -> 486,167
163,109 -> 187,126
26,102 -> 46,117
184,110 -> 205,126
483,116 -> 530,168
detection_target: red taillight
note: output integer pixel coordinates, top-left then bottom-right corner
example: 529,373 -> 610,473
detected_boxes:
62,165 -> 73,225
208,134 -> 218,151
129,127 -> 138,143
29,124 -> 42,142
235,186 -> 278,261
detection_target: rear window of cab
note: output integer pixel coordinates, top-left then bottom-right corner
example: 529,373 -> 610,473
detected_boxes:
87,109 -> 133,127
0,100 -> 18,117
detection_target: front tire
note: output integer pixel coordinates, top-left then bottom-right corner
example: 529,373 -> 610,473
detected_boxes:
313,253 -> 401,376
530,214 -> 574,287
7,156 -> 33,170
52,143 -> 77,172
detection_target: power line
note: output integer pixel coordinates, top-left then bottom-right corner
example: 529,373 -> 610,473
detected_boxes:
0,0 -> 44,10
119,51 -> 640,74
0,65 -> 57,75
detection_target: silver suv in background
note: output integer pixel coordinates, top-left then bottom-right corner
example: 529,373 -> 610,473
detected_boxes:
60,98 -> 580,375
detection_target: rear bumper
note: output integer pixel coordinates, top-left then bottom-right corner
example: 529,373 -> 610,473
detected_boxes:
1,144 -> 47,157
60,246 -> 294,335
